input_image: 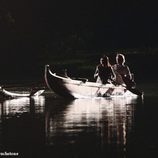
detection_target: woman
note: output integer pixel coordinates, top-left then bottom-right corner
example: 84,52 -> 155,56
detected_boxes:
94,55 -> 115,84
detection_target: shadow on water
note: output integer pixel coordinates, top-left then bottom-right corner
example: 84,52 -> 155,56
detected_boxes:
1,89 -> 158,158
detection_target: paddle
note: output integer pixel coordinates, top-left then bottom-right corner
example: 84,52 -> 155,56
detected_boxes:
121,75 -> 143,96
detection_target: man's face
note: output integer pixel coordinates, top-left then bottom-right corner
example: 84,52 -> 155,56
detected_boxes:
117,56 -> 124,64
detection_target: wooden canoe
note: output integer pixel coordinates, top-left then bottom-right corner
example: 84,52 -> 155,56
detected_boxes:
44,65 -> 140,99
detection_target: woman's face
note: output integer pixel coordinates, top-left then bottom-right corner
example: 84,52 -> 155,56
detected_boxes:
100,58 -> 108,65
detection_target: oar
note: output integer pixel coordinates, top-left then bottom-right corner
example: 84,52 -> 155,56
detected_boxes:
126,87 -> 143,96
121,75 -> 143,96
108,78 -> 143,96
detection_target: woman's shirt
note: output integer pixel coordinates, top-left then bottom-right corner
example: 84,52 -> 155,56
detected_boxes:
94,64 -> 114,84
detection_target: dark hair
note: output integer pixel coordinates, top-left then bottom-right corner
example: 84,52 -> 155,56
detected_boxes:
100,55 -> 111,66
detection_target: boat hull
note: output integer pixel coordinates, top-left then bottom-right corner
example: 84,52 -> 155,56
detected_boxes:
0,86 -> 45,99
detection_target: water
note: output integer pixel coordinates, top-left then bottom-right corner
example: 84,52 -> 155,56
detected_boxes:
0,85 -> 158,158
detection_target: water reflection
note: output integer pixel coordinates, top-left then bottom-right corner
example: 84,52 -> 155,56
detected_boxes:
0,96 -> 45,119
0,93 -> 145,157
0,96 -> 46,155
45,97 -> 137,148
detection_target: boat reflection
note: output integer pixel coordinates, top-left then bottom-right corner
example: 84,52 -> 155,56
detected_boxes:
0,96 -> 46,153
45,97 -> 137,146
0,96 -> 45,119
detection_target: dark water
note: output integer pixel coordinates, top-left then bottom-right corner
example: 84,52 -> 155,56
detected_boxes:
0,84 -> 158,158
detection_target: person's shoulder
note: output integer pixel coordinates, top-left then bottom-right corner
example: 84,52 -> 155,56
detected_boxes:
112,64 -> 116,67
112,64 -> 117,69
108,65 -> 112,69
124,64 -> 129,68
108,66 -> 113,71
97,64 -> 102,67
96,64 -> 101,69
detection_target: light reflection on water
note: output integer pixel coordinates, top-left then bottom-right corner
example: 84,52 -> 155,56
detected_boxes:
0,95 -> 46,155
45,97 -> 137,147
0,96 -> 45,118
1,84 -> 158,157
0,92 -> 144,157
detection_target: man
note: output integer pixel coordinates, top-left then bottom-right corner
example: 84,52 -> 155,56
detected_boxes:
112,53 -> 135,88
113,53 -> 143,96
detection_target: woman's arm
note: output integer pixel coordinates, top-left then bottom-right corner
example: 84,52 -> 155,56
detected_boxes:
94,66 -> 99,79
110,67 -> 116,80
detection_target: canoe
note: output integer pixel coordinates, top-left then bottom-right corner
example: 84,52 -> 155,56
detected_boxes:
44,65 -> 141,99
0,86 -> 45,99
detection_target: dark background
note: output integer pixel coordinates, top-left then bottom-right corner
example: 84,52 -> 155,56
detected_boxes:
0,0 -> 158,84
